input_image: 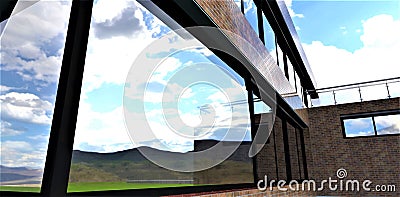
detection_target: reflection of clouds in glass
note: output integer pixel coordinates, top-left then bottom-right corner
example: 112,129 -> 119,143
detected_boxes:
375,114 -> 400,135
344,117 -> 375,137
93,6 -> 143,39
243,0 -> 258,34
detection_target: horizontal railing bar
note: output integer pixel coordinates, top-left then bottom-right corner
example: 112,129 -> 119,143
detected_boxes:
308,77 -> 400,93
315,80 -> 400,94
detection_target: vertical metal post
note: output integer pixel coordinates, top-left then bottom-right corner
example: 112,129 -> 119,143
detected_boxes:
273,128 -> 279,180
293,69 -> 298,92
283,52 -> 289,80
246,79 -> 258,183
257,2 -> 264,44
386,81 -> 391,98
333,90 -> 337,105
372,116 -> 378,136
281,120 -> 292,181
299,128 -> 309,180
294,128 -> 302,180
275,35 -> 280,67
303,89 -> 309,108
358,86 -> 363,102
241,0 -> 244,14
41,0 -> 93,196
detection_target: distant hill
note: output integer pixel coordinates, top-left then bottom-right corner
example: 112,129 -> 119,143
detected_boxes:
0,165 -> 42,185
1,141 -> 253,185
0,173 -> 35,182
70,146 -> 194,182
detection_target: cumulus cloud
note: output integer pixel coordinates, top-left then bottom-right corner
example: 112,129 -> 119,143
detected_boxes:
93,6 -> 143,39
1,1 -> 71,84
74,104 -> 133,152
0,85 -> 13,92
283,0 -> 304,18
0,140 -> 47,169
303,14 -> 400,88
0,121 -> 24,136
0,92 -> 53,124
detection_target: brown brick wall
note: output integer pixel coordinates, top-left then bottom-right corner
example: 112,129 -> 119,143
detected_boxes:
164,185 -> 316,197
304,98 -> 400,196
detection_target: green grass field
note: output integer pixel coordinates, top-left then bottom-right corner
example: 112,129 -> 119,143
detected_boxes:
0,182 -> 193,193
0,186 -> 40,193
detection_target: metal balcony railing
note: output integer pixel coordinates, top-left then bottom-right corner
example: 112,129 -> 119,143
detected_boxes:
307,77 -> 400,107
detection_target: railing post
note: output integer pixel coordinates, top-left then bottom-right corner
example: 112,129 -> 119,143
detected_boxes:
358,86 -> 363,102
386,81 -> 391,99
333,90 -> 337,105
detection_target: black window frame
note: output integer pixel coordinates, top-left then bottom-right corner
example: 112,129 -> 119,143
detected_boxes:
341,109 -> 400,139
0,0 -> 313,196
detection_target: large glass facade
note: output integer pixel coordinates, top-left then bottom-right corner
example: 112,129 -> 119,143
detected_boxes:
0,0 -> 72,192
67,0 -> 253,192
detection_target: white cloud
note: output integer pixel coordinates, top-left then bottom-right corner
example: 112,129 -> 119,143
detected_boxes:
0,140 -> 47,168
243,0 -> 256,15
360,14 -> 400,48
92,0 -> 132,23
79,1 -> 163,95
73,0 -> 176,153
1,1 -> 71,84
303,14 -> 400,89
0,85 -> 13,92
0,92 -> 53,124
74,104 -> 133,152
283,0 -> 304,18
0,121 -> 24,136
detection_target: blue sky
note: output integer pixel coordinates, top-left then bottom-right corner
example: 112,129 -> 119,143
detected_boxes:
1,0 -> 399,172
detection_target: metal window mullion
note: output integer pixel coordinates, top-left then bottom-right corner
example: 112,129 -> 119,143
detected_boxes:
372,116 -> 378,136
273,126 -> 279,180
246,79 -> 259,183
299,128 -> 309,180
256,2 -> 264,44
281,120 -> 292,181
283,52 -> 289,80
294,127 -> 302,180
241,0 -> 244,14
41,0 -> 94,196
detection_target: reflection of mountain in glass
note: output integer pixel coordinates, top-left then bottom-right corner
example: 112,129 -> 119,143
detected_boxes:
0,165 -> 43,185
68,140 -> 253,185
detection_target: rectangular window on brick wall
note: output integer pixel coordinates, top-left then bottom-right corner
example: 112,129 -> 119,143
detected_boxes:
341,110 -> 400,138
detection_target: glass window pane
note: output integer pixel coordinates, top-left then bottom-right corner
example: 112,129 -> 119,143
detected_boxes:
244,0 -> 258,35
375,114 -> 400,135
334,88 -> 362,105
262,12 -> 275,52
0,0 -> 72,192
360,84 -> 389,102
234,0 -> 241,12
343,117 -> 375,137
271,44 -> 285,74
387,81 -> 400,98
253,94 -> 271,114
67,0 -> 253,192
